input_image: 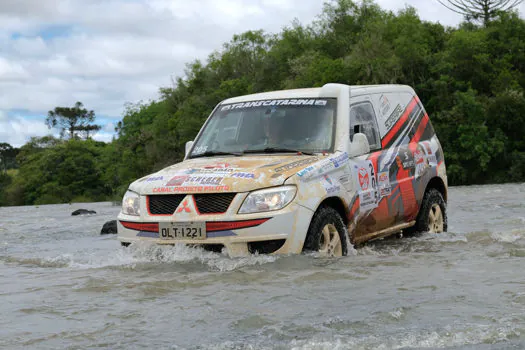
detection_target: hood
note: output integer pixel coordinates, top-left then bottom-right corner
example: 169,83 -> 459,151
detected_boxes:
130,155 -> 322,195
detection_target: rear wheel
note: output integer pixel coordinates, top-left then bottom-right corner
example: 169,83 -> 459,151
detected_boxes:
303,206 -> 349,257
409,188 -> 447,234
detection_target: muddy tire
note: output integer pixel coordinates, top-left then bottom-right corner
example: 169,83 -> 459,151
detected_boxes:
303,206 -> 349,256
408,188 -> 447,234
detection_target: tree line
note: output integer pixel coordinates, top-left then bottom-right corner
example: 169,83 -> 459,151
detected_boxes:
1,0 -> 525,206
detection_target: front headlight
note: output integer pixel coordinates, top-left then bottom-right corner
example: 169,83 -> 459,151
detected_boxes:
121,190 -> 141,216
238,186 -> 297,214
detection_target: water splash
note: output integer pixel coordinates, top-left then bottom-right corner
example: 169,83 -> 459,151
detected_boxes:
490,229 -> 524,243
2,243 -> 279,272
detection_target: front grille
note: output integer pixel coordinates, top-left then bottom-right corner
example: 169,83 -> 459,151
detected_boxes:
148,194 -> 185,215
194,193 -> 236,214
147,193 -> 237,215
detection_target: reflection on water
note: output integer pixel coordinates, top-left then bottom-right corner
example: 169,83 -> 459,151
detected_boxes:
0,183 -> 524,349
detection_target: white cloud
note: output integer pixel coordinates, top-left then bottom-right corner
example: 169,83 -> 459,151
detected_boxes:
0,111 -> 53,147
0,0 -> 324,125
93,132 -> 115,144
0,57 -> 29,81
102,122 -> 115,133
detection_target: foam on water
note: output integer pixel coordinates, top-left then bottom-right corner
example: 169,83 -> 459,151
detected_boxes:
490,229 -> 524,243
200,321 -> 523,350
2,243 -> 279,272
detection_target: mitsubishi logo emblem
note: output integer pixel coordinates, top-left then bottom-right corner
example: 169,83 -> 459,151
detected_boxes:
177,200 -> 191,213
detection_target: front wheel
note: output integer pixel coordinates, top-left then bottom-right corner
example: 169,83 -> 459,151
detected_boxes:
410,188 -> 447,234
303,206 -> 349,257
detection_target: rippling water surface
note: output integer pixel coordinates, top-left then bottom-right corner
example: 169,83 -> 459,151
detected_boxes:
1,184 -> 524,349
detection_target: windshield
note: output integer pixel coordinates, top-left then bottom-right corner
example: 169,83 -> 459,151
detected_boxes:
190,98 -> 337,158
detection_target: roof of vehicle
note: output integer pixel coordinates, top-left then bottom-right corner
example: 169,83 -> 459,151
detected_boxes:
221,84 -> 416,104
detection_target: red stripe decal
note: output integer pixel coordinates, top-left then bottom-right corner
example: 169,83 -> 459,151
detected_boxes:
381,98 -> 418,148
119,218 -> 270,234
390,185 -> 401,201
206,218 -> 270,232
120,221 -> 159,232
348,196 -> 360,221
412,113 -> 429,143
437,160 -> 444,173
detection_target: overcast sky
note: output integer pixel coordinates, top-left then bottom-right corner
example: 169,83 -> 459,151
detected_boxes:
1,0 -> 524,147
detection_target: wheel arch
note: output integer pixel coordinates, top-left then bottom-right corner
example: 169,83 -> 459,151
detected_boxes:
316,196 -> 349,225
425,176 -> 447,203
302,196 -> 350,255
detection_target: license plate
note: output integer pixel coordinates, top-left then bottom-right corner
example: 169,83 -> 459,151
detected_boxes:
159,222 -> 206,240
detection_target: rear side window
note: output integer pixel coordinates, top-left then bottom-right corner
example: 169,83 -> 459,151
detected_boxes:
349,102 -> 381,151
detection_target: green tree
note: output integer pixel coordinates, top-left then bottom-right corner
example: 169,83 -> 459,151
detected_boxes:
0,143 -> 18,173
46,101 -> 101,139
5,137 -> 109,205
433,89 -> 505,184
437,0 -> 524,26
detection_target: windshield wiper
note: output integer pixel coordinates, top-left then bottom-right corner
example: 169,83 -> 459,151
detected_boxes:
243,147 -> 314,156
190,150 -> 243,159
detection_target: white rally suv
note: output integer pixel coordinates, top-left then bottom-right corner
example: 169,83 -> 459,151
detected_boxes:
118,83 -> 448,256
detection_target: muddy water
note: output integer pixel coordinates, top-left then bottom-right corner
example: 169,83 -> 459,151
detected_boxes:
0,184 -> 524,349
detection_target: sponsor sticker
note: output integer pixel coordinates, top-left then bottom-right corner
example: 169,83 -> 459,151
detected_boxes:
338,174 -> 352,191
337,165 -> 353,191
185,176 -> 223,185
258,161 -> 283,169
379,94 -> 391,117
193,146 -> 208,154
414,149 -> 424,164
384,104 -> 403,130
230,172 -> 256,179
166,174 -> 224,186
414,148 -> 429,179
166,175 -> 188,187
274,157 -> 319,172
153,185 -> 229,193
321,175 -> 341,195
144,176 -> 164,182
329,152 -> 349,168
203,162 -> 231,169
359,191 -> 377,212
421,141 -> 432,155
296,152 -> 349,181
221,99 -> 328,111
378,171 -> 391,197
398,149 -> 415,169
421,141 -> 437,166
297,166 -> 315,178
427,154 -> 437,166
185,167 -> 237,174
358,168 -> 369,190
352,160 -> 379,211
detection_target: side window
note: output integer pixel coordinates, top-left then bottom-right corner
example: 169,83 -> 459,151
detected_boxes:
349,102 -> 381,151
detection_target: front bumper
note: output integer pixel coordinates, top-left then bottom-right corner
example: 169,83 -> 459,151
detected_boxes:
117,203 -> 314,256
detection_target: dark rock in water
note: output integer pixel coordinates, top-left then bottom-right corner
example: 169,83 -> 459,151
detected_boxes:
101,220 -> 117,234
71,209 -> 97,216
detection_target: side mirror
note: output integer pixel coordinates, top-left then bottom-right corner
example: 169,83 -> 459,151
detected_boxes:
349,133 -> 370,157
185,141 -> 194,157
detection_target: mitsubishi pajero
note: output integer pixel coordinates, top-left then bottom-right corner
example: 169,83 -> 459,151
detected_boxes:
117,84 -> 448,257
